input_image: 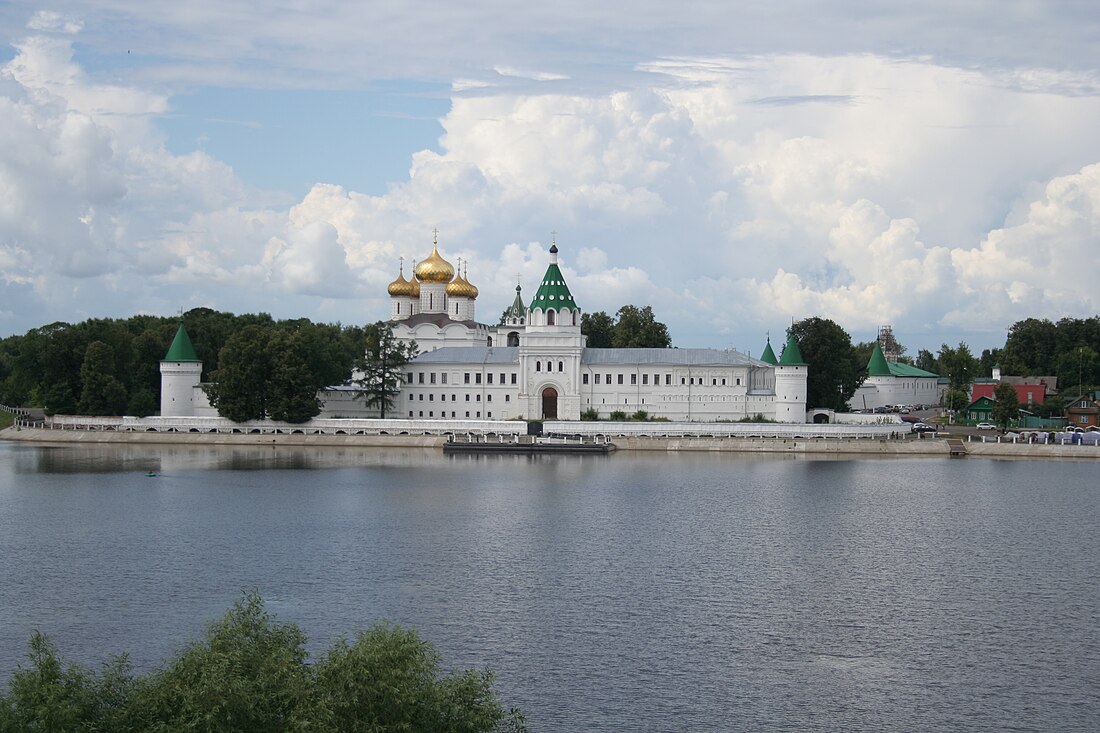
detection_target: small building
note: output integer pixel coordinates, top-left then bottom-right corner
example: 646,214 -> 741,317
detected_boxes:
965,395 -> 995,423
970,382 -> 1046,408
850,342 -> 941,411
1065,393 -> 1100,428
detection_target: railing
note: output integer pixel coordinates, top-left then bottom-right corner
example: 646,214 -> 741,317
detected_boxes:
544,421 -> 910,440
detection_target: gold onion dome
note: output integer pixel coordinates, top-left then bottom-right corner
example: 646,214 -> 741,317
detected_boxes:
387,266 -> 415,297
414,240 -> 455,283
446,261 -> 479,299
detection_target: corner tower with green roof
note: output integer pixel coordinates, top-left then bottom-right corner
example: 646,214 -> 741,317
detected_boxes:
160,323 -> 204,417
774,332 -> 807,422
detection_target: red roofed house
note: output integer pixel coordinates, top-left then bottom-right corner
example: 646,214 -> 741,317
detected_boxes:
970,382 -> 1046,408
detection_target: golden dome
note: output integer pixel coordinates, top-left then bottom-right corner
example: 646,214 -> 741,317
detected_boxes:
446,260 -> 479,299
387,265 -> 415,297
413,240 -> 455,284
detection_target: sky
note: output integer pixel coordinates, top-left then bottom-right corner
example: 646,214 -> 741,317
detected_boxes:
2,2 -> 1100,355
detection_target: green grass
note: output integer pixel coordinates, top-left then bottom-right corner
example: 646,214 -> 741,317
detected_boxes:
0,411 -> 14,430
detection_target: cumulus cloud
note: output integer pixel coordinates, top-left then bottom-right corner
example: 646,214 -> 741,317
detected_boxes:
3,18 -> 1100,354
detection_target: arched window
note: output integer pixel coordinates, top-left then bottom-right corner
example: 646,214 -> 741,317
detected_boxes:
536,361 -> 541,372
507,332 -> 519,347
547,309 -> 556,325
572,311 -> 577,325
558,361 -> 564,372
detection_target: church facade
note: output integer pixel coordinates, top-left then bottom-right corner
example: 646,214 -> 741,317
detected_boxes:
384,237 -> 808,423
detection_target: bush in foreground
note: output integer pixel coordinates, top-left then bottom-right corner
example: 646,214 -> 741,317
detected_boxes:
0,593 -> 526,733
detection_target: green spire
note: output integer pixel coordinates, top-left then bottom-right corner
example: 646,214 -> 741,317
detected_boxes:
778,333 -> 805,366
531,245 -> 578,311
866,342 -> 891,376
504,284 -> 526,320
760,337 -> 778,365
163,324 -> 200,362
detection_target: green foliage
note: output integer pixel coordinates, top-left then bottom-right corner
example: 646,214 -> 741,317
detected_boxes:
915,348 -> 938,374
79,341 -> 129,416
611,305 -> 671,348
937,342 -> 979,391
355,322 -> 418,419
944,388 -> 969,414
630,410 -> 649,421
737,413 -> 775,423
580,407 -> 599,420
0,411 -> 14,430
580,311 -> 615,348
609,410 -> 627,421
992,382 -> 1020,429
786,318 -> 863,410
581,306 -> 671,349
0,593 -> 525,733
126,388 -> 157,418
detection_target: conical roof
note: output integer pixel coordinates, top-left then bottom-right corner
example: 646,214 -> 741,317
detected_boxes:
504,284 -> 525,319
163,324 -> 200,362
760,337 -> 778,365
867,342 -> 891,376
778,333 -> 805,366
532,245 -> 577,310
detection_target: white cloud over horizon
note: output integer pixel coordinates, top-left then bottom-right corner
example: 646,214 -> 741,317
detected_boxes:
2,5 -> 1100,354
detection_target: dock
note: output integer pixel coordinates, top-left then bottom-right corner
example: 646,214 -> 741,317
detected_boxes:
443,436 -> 616,455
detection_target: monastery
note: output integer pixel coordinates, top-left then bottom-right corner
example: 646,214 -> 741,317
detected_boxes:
377,236 -> 806,422
160,236 -> 810,423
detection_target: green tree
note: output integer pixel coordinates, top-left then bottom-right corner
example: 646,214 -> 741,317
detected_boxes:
204,325 -> 274,422
915,348 -> 938,374
937,342 -> 979,391
356,322 -> 418,418
943,388 -> 969,415
78,341 -> 128,416
580,311 -> 615,348
787,318 -> 863,410
1055,345 -> 1100,395
612,305 -> 671,348
1002,318 -> 1057,375
129,592 -> 319,732
267,330 -> 325,423
991,382 -> 1020,430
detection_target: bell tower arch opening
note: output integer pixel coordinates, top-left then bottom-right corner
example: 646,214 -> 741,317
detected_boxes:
541,386 -> 558,419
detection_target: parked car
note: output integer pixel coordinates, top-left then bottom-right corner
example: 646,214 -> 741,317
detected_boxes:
975,422 -> 996,430
913,423 -> 937,433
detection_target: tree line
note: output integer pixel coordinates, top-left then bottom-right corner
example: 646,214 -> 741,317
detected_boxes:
0,593 -> 525,732
783,315 -> 1098,413
0,309 -> 369,421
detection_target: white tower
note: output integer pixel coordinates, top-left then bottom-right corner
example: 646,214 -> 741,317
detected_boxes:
414,232 -> 454,315
520,242 -> 585,420
160,324 -> 203,417
773,333 -> 808,423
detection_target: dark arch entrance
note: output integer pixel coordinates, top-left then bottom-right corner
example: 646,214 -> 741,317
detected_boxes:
812,412 -> 830,424
541,386 -> 558,419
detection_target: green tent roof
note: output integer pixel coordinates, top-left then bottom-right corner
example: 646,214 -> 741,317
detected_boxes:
760,338 -> 778,365
885,361 -> 939,378
163,324 -> 200,362
778,334 -> 805,365
504,284 -> 526,319
867,342 -> 891,376
531,249 -> 577,311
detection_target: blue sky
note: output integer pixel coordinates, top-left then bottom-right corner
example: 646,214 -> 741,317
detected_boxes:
2,2 -> 1100,356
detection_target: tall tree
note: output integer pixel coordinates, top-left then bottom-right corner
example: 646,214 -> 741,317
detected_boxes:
991,382 -> 1019,430
787,318 -> 863,410
204,325 -> 274,422
580,311 -> 615,348
266,330 -> 326,423
915,348 -> 938,374
355,323 -> 418,419
937,342 -> 979,391
78,341 -> 128,416
1002,318 -> 1057,375
611,305 -> 671,348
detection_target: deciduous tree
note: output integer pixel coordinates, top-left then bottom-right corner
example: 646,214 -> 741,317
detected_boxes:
787,318 -> 863,410
610,305 -> 671,348
992,382 -> 1020,430
580,311 -> 615,348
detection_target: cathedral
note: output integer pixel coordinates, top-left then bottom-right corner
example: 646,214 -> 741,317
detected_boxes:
382,236 -> 808,423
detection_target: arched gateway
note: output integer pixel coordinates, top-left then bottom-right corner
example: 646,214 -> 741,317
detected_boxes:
541,386 -> 558,419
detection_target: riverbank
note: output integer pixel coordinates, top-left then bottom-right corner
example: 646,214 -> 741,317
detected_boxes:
5,426 -> 1099,459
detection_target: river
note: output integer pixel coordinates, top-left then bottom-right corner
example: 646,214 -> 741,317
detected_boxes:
1,441 -> 1097,732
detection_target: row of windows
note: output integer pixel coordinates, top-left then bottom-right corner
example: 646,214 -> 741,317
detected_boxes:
411,411 -> 492,418
409,393 -> 510,403
581,373 -> 742,387
411,372 -> 519,385
535,361 -> 565,372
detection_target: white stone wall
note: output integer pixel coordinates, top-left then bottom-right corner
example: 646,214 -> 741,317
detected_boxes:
851,375 -> 943,411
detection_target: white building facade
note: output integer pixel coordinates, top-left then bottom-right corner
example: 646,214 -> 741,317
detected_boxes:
388,238 -> 807,423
